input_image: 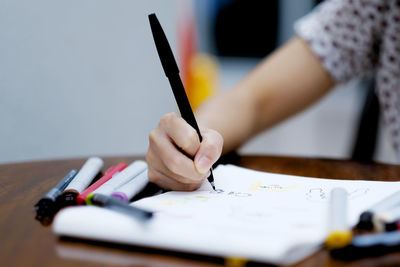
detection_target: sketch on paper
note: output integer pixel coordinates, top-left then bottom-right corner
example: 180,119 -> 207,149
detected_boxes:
306,187 -> 370,202
209,189 -> 252,197
249,181 -> 299,192
157,189 -> 251,206
306,188 -> 327,202
348,188 -> 370,199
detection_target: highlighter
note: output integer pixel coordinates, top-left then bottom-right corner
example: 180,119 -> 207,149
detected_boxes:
86,160 -> 147,205
325,188 -> 352,249
111,169 -> 148,202
61,157 -> 104,206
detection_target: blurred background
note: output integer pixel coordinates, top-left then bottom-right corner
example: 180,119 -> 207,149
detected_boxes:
0,0 -> 397,164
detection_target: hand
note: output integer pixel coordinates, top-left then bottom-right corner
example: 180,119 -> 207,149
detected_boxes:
146,112 -> 223,191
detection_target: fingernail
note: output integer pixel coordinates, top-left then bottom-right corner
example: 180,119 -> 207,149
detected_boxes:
195,156 -> 211,174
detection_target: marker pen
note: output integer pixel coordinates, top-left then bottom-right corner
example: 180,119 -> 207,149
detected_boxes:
372,206 -> 400,232
86,160 -> 147,205
384,220 -> 400,232
331,231 -> 400,260
62,157 -> 104,206
91,193 -> 153,222
34,169 -> 78,224
111,169 -> 148,202
357,191 -> 400,230
325,188 -> 352,249
76,163 -> 127,205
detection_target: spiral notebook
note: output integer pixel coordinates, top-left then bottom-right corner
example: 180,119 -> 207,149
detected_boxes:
53,164 -> 400,265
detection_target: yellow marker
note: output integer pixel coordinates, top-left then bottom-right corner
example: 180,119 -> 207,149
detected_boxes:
225,257 -> 247,267
325,188 -> 353,249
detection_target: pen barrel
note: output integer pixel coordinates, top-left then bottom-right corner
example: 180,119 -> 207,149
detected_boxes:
112,170 -> 149,201
52,169 -> 79,193
325,188 -> 352,249
149,13 -> 215,189
93,161 -> 147,196
35,169 -> 79,222
38,170 -> 78,205
167,76 -> 216,187
329,188 -> 348,231
65,157 -> 104,193
44,188 -> 63,202
92,194 -> 153,221
149,14 -> 180,76
168,75 -> 202,141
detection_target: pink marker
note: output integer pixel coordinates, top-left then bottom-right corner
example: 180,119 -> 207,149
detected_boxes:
76,163 -> 127,205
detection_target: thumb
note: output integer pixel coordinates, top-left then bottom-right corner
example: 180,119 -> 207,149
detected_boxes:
194,129 -> 223,174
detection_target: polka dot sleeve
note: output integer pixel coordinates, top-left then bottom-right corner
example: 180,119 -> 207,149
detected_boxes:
294,0 -> 385,84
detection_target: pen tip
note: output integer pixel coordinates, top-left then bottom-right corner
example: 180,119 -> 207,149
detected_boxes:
210,182 -> 216,191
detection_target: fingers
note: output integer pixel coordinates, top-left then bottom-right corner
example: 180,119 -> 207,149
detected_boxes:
148,124 -> 203,180
147,164 -> 204,191
147,113 -> 204,191
159,113 -> 200,157
146,112 -> 223,191
194,129 -> 223,174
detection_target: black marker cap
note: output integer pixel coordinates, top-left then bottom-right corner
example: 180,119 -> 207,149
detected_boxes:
356,211 -> 374,230
34,198 -> 58,225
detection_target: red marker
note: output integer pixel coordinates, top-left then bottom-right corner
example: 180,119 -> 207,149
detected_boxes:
76,163 -> 127,205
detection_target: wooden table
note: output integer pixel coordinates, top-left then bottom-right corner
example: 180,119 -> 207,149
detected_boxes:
1,155 -> 400,267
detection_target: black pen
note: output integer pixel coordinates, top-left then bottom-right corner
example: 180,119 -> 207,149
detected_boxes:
34,169 -> 78,223
148,13 -> 216,190
91,193 -> 153,222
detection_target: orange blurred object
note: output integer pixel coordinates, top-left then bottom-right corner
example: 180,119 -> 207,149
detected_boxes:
178,0 -> 219,110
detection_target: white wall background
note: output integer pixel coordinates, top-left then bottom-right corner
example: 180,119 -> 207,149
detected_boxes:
0,0 -> 178,163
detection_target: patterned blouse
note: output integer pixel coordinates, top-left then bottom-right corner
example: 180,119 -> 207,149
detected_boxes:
295,0 -> 400,162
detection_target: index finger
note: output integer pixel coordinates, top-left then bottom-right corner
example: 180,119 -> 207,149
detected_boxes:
160,113 -> 201,157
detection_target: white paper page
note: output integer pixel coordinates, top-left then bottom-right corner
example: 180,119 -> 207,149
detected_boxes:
132,164 -> 400,262
53,164 -> 400,265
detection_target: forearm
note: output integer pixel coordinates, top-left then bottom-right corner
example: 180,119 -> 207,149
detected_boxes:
196,37 -> 335,154
196,88 -> 256,154
248,37 -> 334,133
